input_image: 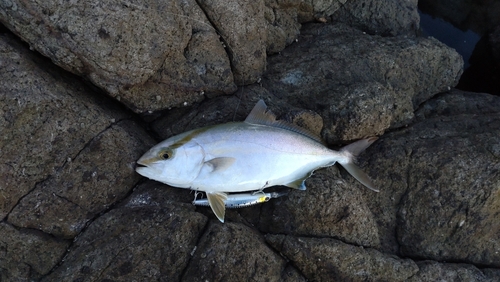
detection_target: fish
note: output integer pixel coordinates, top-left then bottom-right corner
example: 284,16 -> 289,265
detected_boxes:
193,191 -> 288,208
136,99 -> 378,223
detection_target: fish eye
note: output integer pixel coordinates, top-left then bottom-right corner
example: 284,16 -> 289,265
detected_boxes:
158,150 -> 171,160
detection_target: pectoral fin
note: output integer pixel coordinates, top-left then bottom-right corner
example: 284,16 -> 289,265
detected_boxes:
205,157 -> 236,172
207,192 -> 228,223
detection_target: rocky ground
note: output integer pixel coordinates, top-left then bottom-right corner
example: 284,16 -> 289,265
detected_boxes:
1,0 -> 499,281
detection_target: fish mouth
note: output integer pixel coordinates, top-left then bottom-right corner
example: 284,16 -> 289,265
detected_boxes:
135,159 -> 150,171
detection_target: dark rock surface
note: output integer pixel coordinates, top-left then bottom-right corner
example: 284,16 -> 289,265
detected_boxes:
0,222 -> 70,281
1,0 -> 499,281
266,234 -> 419,281
43,183 -> 208,281
408,261 -> 499,282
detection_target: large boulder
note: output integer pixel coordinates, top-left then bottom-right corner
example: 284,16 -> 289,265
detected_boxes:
43,182 -> 208,281
0,0 -> 237,112
266,234 -> 419,281
0,31 -> 154,279
0,222 -> 70,281
363,90 -> 500,266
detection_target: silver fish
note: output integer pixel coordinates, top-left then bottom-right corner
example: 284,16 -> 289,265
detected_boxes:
193,191 -> 288,208
136,99 -> 378,222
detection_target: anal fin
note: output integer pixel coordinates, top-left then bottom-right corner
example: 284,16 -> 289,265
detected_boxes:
285,177 -> 307,190
207,192 -> 228,222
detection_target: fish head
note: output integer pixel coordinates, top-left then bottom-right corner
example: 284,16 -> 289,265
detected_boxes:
136,138 -> 205,188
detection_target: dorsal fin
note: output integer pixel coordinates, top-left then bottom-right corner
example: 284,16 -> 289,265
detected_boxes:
245,99 -> 325,144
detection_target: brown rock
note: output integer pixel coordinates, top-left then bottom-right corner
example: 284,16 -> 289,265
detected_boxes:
8,120 -> 155,238
197,0 -> 267,85
0,0 -> 236,112
333,0 -> 419,36
262,22 -> 463,143
0,222 -> 70,281
362,90 -> 500,266
266,234 -> 419,281
260,167 -> 381,248
0,33 -> 126,221
408,261 -> 491,282
43,185 -> 207,281
264,0 -> 301,54
182,222 -> 287,281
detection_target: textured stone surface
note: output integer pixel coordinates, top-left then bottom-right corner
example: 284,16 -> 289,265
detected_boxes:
409,261 -> 492,282
0,222 -> 70,281
182,222 -> 287,281
44,184 -> 207,281
362,90 -> 500,266
260,167 -> 381,248
262,23 -> 463,142
0,0 -> 236,112
0,33 -> 128,221
8,119 -> 155,238
266,234 -> 419,281
333,0 -> 419,36
197,0 -> 267,85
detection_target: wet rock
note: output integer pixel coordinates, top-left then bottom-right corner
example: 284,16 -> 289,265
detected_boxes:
262,23 -> 463,143
362,90 -> 500,266
8,120 -> 155,238
334,0 -> 419,36
266,234 -> 419,281
0,33 -> 127,221
182,221 -> 287,281
0,0 -> 236,112
409,261 -> 491,282
44,185 -> 207,281
0,222 -> 70,281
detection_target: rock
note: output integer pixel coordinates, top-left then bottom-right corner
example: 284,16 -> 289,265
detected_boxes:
0,32 -> 126,221
264,0 -> 301,54
43,185 -> 207,281
408,261 -> 491,282
362,90 -> 500,266
182,222 -> 287,281
0,0 -> 236,112
260,167 -> 381,248
197,0 -> 267,84
0,222 -> 70,281
262,23 -> 463,143
333,0 -> 420,36
8,120 -> 155,238
266,234 -> 419,281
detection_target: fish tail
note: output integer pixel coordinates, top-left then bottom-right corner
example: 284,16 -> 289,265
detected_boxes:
338,137 -> 379,192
